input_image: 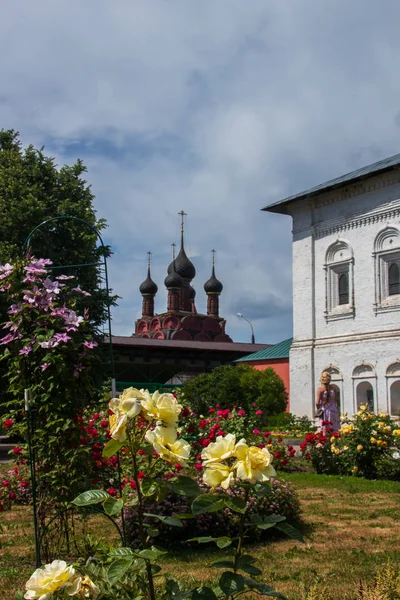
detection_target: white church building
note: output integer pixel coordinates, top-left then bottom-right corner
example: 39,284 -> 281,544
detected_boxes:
264,155 -> 400,419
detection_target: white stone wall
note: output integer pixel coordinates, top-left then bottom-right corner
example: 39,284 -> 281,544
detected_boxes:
289,171 -> 400,418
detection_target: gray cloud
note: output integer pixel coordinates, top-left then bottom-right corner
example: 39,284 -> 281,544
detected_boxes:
2,0 -> 400,343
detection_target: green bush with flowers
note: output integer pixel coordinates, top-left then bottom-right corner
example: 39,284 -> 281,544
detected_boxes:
18,387 -> 302,600
300,406 -> 400,479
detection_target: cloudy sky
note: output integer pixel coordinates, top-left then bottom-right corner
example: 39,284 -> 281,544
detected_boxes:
2,1 -> 400,343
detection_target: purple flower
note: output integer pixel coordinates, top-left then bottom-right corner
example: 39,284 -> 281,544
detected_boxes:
19,344 -> 33,356
0,333 -> 16,345
0,263 -> 13,280
24,258 -> 52,275
72,287 -> 91,297
43,278 -> 61,295
53,333 -> 71,344
83,340 -> 98,349
56,274 -> 75,281
39,338 -> 59,349
73,363 -> 84,377
40,362 -> 50,372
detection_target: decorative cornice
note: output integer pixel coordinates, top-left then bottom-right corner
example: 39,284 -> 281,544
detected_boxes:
291,327 -> 400,349
314,203 -> 400,239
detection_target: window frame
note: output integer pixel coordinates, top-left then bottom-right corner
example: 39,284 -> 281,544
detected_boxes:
373,227 -> 400,314
324,240 -> 354,322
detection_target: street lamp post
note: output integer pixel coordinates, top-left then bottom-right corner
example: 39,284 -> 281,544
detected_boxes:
237,312 -> 255,344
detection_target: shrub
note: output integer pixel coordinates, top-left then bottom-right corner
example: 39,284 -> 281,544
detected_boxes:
183,364 -> 287,418
125,477 -> 301,548
300,408 -> 400,479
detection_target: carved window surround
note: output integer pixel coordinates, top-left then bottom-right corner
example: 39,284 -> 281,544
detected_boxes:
373,226 -> 400,315
324,240 -> 355,322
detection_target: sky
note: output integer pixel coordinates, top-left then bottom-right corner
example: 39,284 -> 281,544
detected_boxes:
2,1 -> 400,343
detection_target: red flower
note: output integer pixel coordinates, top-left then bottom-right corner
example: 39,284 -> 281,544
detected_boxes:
3,419 -> 13,429
100,420 -> 109,429
278,437 -> 283,443
19,459 -> 26,465
263,431 -> 271,437
8,492 -> 16,500
181,407 -> 190,418
107,487 -> 117,497
175,463 -> 183,471
138,449 -> 147,456
20,481 -> 29,488
137,471 -> 145,479
281,459 -> 288,466
305,453 -> 311,460
255,410 -> 263,416
253,429 -> 261,435
273,452 -> 281,459
2,480 -> 10,487
130,480 -> 137,490
237,410 -> 246,417
13,446 -> 22,455
208,408 -> 215,413
195,462 -> 203,471
200,439 -> 210,447
13,466 -> 19,474
187,424 -> 195,433
92,413 -> 101,421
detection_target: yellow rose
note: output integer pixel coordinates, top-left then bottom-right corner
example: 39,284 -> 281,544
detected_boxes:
334,448 -> 340,455
234,441 -> 276,484
141,390 -> 182,426
357,445 -> 363,452
381,441 -> 387,448
393,429 -> 400,436
145,426 -> 190,466
109,413 -> 127,442
25,560 -> 77,600
370,437 -> 376,444
108,391 -> 143,442
203,463 -> 235,490
376,439 -> 382,446
331,445 -> 336,453
343,446 -> 349,451
201,433 -> 237,465
70,576 -> 100,599
384,426 -> 392,433
351,466 -> 358,473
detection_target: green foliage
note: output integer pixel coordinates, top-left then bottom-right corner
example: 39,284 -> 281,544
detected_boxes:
183,364 -> 287,418
0,129 -> 114,327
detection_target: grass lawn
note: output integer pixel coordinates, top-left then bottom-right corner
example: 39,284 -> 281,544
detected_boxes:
0,470 -> 399,599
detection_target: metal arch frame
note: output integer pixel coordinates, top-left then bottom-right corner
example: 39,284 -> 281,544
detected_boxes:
23,215 -> 114,381
22,216 -> 125,566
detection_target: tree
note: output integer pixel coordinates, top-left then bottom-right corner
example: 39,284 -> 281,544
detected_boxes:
0,129 -> 115,328
183,364 -> 287,420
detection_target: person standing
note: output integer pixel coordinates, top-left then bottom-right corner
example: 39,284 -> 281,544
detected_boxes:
316,371 -> 340,432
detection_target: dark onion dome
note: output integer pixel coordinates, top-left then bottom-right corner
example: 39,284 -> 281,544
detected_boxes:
139,267 -> 158,296
204,265 -> 223,294
167,246 -> 196,280
189,284 -> 196,299
164,269 -> 183,290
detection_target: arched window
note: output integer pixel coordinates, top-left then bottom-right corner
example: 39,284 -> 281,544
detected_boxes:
374,227 -> 400,312
325,239 -> 354,320
338,272 -> 349,305
388,262 -> 400,296
356,381 -> 374,411
390,380 -> 400,416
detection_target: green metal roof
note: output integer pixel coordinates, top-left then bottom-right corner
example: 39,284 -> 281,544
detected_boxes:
235,337 -> 293,362
263,152 -> 400,214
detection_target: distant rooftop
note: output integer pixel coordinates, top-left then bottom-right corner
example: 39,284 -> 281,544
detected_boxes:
263,152 -> 400,214
235,337 -> 293,362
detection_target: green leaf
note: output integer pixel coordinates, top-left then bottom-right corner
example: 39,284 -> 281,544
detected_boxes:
191,494 -> 225,515
141,477 -> 160,497
216,537 -> 232,549
102,438 -> 124,458
167,476 -> 202,497
138,547 -> 167,561
144,513 -> 183,528
107,556 -> 134,585
72,489 -> 110,506
275,522 -> 305,543
264,515 -> 286,524
211,560 -> 235,569
109,547 -> 135,556
224,496 -> 246,514
103,497 -> 124,516
253,482 -> 272,498
219,572 -> 244,596
188,536 -> 215,544
192,587 -> 218,600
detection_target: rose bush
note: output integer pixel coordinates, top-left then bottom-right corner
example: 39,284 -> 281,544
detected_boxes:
300,407 -> 400,479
